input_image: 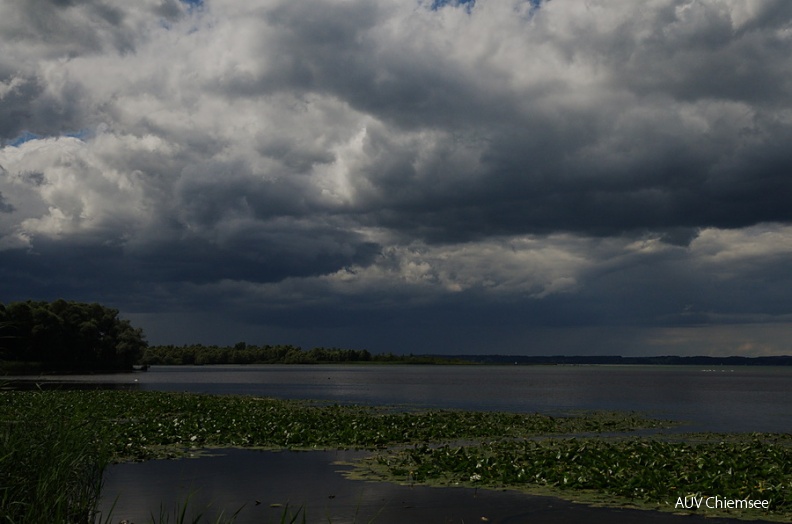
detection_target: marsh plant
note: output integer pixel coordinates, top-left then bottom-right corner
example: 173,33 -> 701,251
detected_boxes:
0,390 -> 111,524
0,390 -> 672,462
144,493 -> 244,524
0,390 -> 669,523
2,389 -> 789,522
364,435 -> 792,520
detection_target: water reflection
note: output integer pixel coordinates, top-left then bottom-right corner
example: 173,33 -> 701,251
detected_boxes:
9,366 -> 786,522
7,365 -> 792,432
1,380 -> 140,391
100,448 -> 759,524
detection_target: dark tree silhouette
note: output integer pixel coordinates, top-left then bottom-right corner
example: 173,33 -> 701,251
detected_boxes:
0,299 -> 147,371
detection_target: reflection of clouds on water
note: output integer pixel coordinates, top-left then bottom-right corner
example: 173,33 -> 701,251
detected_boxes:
99,448 -> 736,524
101,450 -> 369,524
100,449 -> 433,523
10,365 -> 792,432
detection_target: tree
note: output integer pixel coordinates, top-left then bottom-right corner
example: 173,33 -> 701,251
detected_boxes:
0,299 -> 148,371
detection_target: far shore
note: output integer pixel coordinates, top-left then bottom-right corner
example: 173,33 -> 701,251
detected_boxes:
4,352 -> 792,376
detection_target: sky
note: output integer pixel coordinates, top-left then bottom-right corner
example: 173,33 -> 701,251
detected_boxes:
1,0 -> 792,356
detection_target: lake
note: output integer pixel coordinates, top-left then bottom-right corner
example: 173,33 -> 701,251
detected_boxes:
12,364 -> 790,523
19,364 -> 792,432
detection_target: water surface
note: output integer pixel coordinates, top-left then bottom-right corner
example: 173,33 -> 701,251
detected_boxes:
14,364 -> 792,432
100,448 -> 765,524
14,364 -> 785,523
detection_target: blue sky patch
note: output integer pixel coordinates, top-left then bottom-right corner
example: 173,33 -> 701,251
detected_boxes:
64,129 -> 91,141
430,0 -> 475,12
5,129 -> 91,148
7,131 -> 42,148
430,0 -> 543,14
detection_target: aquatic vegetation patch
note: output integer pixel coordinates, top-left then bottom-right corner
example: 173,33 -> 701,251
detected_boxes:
0,390 -> 673,462
362,435 -> 792,521
7,390 -> 786,522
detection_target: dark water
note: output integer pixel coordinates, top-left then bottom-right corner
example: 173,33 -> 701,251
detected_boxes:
15,364 -> 792,432
11,365 -> 790,523
99,448 -> 768,524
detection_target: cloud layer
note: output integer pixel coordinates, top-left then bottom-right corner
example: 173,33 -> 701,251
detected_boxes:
2,0 -> 792,355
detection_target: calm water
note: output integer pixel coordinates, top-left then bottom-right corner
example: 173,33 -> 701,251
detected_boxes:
17,364 -> 792,432
16,364 -> 787,524
99,448 -> 762,524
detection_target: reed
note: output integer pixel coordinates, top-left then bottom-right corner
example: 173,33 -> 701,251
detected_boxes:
145,492 -> 244,524
8,389 -> 786,522
0,390 -> 111,524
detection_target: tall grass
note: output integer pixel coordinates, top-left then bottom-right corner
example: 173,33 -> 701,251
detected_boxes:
0,390 -> 111,524
145,491 -> 245,524
12,389 -> 784,521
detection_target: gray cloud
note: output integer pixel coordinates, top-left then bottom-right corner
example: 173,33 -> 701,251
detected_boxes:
0,191 -> 13,213
1,0 -> 792,355
0,0 -> 185,57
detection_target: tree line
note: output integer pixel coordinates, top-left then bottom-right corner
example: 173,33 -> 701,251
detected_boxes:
141,343 -> 373,365
0,299 -> 147,372
0,298 -> 465,372
140,343 -> 468,365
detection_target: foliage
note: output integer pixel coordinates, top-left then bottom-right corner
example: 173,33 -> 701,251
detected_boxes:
140,344 -> 469,366
3,390 -> 788,522
0,391 -> 671,462
367,435 -> 792,520
147,492 -> 244,524
0,299 -> 147,372
0,390 -> 112,524
0,391 -> 671,522
140,344 -> 372,365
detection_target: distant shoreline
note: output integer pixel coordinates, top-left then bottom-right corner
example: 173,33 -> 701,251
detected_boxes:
438,354 -> 792,366
3,353 -> 791,376
138,344 -> 792,367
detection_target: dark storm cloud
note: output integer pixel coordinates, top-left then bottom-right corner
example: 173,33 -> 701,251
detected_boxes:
0,223 -> 378,306
134,226 -> 379,286
198,0 -> 792,242
614,3 -> 792,103
349,95 -> 792,241
0,192 -> 14,213
2,0 -> 792,354
0,75 -> 40,141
